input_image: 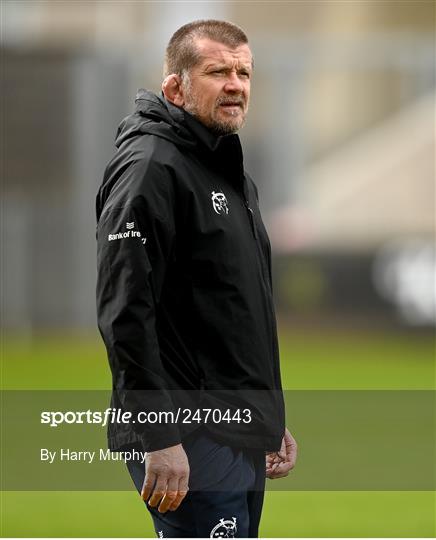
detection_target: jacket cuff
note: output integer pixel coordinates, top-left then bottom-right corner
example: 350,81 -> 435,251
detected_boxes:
139,426 -> 182,452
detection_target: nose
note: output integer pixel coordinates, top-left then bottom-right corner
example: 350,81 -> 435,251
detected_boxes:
223,71 -> 244,93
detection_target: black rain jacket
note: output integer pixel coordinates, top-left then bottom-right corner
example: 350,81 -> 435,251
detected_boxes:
96,89 -> 285,452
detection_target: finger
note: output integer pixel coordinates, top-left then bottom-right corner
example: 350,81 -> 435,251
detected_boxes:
268,452 -> 280,464
141,471 -> 156,501
285,432 -> 298,468
266,455 -> 295,479
267,465 -> 290,479
157,476 -> 178,513
267,470 -> 289,479
276,430 -> 287,459
168,474 -> 189,511
273,461 -> 294,477
265,455 -> 274,467
266,462 -> 278,477
284,429 -> 297,449
148,476 -> 167,508
266,466 -> 286,479
167,489 -> 188,511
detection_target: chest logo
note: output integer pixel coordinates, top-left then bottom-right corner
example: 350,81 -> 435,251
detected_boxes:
211,191 -> 229,215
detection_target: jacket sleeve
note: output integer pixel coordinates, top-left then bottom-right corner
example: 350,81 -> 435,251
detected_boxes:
96,159 -> 181,452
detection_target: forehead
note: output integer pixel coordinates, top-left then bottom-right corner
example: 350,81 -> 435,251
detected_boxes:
194,38 -> 253,68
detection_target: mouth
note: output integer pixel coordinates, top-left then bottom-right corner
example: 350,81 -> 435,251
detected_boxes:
218,101 -> 244,116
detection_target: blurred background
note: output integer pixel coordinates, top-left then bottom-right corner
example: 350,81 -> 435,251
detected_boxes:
1,0 -> 435,537
2,0 -> 435,331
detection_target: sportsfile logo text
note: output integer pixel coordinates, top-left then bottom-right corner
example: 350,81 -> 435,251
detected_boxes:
40,407 -> 252,427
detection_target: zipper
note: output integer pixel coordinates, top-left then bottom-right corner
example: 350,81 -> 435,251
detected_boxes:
241,188 -> 273,292
236,172 -> 257,240
239,182 -> 279,389
244,196 -> 278,388
245,200 -> 258,239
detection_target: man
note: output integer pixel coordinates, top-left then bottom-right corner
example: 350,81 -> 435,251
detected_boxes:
96,19 -> 297,538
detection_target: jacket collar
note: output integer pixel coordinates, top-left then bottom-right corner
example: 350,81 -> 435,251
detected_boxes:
161,94 -> 245,184
163,94 -> 241,155
182,108 -> 227,153
180,104 -> 245,181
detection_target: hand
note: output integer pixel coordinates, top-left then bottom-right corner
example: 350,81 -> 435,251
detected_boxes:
141,443 -> 190,513
266,427 -> 297,479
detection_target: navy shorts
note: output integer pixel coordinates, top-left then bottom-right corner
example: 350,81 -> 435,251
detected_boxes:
126,427 -> 266,538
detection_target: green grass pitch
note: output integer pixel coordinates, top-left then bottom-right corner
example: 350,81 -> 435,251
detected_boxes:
1,326 -> 434,537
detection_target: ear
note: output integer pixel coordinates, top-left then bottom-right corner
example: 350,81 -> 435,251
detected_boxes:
162,74 -> 185,107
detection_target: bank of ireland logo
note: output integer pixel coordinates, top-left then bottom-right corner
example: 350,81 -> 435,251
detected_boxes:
210,517 -> 237,538
107,221 -> 146,244
211,191 -> 229,215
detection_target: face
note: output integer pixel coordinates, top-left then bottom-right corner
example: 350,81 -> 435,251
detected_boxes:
181,38 -> 253,135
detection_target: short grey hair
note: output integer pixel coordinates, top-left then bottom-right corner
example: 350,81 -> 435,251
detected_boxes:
163,19 -> 250,78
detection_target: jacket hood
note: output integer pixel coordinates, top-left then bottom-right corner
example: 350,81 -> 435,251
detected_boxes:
114,89 -> 197,151
115,89 -> 239,155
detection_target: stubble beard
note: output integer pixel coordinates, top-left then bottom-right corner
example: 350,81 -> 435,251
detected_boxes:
182,78 -> 246,136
